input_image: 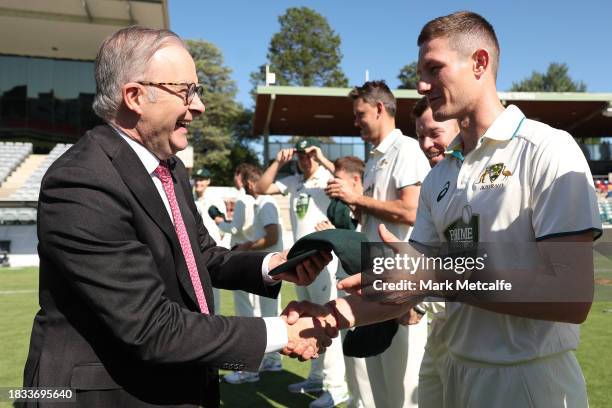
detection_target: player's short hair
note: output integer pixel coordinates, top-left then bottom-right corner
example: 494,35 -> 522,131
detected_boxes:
348,80 -> 396,117
412,97 -> 430,119
241,164 -> 263,185
417,11 -> 500,79
334,156 -> 365,179
234,163 -> 252,178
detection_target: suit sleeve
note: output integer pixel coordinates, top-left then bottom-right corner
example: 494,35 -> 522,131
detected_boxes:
38,164 -> 268,371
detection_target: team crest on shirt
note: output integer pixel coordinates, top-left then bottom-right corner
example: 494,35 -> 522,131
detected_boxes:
476,163 -> 512,190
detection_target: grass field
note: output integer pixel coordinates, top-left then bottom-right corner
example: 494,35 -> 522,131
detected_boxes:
1,266 -> 611,407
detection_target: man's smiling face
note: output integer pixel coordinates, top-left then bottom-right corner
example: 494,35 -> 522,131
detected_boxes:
137,45 -> 205,160
417,37 -> 475,122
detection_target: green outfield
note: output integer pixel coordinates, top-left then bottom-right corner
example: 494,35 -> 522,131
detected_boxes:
1,266 -> 611,407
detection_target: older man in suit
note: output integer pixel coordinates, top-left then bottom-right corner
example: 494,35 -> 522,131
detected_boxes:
21,26 -> 333,408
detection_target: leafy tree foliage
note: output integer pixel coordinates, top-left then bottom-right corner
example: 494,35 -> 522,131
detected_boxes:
510,62 -> 586,92
397,62 -> 419,89
250,6 -> 348,95
186,40 -> 258,185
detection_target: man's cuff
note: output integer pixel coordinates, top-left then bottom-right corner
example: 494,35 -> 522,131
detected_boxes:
262,252 -> 281,285
263,317 -> 288,353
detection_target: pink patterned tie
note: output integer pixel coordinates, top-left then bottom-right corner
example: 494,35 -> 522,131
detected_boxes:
154,163 -> 210,314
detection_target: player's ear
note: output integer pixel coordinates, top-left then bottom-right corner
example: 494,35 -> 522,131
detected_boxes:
473,48 -> 490,79
376,101 -> 385,118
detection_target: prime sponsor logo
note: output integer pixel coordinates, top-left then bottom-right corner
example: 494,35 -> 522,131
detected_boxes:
444,205 -> 479,244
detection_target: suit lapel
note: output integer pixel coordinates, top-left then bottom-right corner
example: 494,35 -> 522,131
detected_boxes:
112,142 -> 177,244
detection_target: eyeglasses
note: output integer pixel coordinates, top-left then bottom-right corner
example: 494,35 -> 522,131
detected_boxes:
137,81 -> 204,105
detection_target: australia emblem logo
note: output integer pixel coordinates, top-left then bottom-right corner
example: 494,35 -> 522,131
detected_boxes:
476,163 -> 512,190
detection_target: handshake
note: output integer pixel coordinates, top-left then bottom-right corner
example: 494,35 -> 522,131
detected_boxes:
279,300 -> 348,361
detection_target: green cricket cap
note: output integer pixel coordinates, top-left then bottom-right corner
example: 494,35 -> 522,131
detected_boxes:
193,168 -> 212,179
294,137 -> 320,152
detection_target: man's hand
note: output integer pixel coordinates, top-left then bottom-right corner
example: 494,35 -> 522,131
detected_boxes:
269,250 -> 333,286
282,300 -> 341,336
304,146 -> 323,162
337,224 -> 402,295
315,220 -> 335,231
337,224 -> 427,306
325,178 -> 359,205
396,308 -> 424,326
281,316 -> 334,361
276,148 -> 295,166
214,216 -> 225,225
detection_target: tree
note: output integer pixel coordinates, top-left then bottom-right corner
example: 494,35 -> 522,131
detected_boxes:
510,62 -> 586,92
250,7 -> 348,94
186,40 -> 259,185
397,62 -> 419,89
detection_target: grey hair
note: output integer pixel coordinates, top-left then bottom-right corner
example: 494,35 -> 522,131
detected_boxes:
92,26 -> 186,121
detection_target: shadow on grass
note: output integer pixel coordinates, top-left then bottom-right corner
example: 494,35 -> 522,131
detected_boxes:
220,369 -> 318,408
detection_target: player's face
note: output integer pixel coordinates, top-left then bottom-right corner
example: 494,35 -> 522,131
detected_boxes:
296,151 -> 316,176
194,178 -> 210,196
244,178 -> 256,196
334,169 -> 363,195
417,37 -> 474,122
136,45 -> 205,160
353,98 -> 379,143
416,107 -> 459,166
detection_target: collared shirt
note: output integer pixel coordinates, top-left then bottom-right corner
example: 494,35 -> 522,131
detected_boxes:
116,129 -> 174,221
275,165 -> 333,241
195,193 -> 227,247
112,126 -> 287,353
218,188 -> 255,246
411,105 -> 602,363
252,195 -> 284,252
362,129 -> 430,241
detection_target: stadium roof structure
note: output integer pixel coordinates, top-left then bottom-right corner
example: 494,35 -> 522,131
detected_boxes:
0,0 -> 168,61
253,85 -> 612,139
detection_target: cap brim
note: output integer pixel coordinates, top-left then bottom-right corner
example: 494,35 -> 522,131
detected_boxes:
268,249 -> 320,276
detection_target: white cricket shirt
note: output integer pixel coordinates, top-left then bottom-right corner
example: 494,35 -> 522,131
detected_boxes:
411,105 -> 602,363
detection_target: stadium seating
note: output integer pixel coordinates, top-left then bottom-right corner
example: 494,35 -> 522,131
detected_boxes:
0,143 -> 71,225
598,200 -> 612,225
7,143 -> 72,201
0,142 -> 33,185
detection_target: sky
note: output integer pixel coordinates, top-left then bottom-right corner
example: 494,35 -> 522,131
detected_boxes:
168,0 -> 612,109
